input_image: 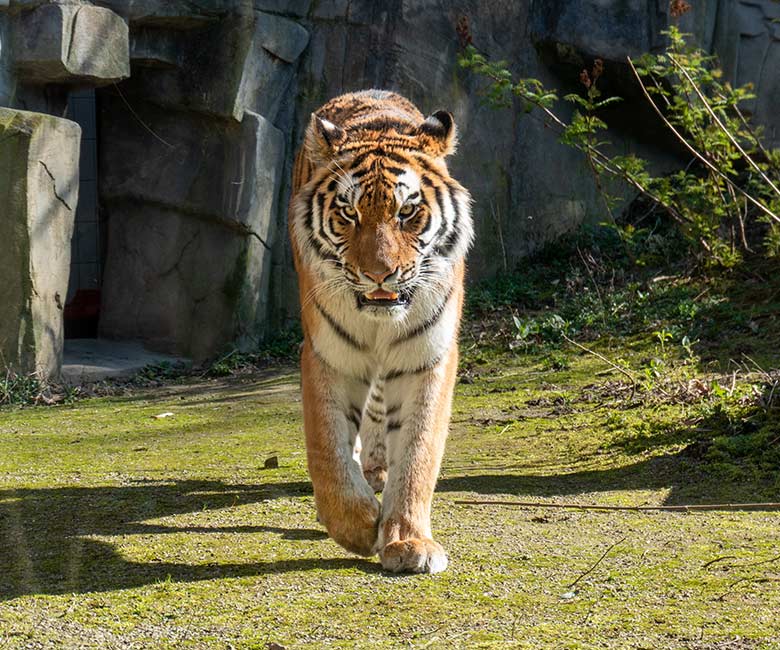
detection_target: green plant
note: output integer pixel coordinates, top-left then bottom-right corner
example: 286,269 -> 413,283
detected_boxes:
458,24 -> 780,267
0,370 -> 46,406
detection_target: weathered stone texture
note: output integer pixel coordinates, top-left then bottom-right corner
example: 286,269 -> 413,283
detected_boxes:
0,15 -> 14,106
97,95 -> 284,359
253,0 -> 311,18
0,108 -> 79,378
12,4 -> 130,85
3,0 -> 780,368
118,11 -> 308,122
713,0 -> 780,147
93,0 -> 245,27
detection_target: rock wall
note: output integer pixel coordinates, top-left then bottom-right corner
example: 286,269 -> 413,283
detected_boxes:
0,108 -> 80,378
1,0 -> 780,369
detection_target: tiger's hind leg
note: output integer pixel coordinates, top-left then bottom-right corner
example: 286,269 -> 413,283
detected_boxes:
360,378 -> 388,493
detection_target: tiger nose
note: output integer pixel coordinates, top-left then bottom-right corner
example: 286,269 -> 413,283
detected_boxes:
363,267 -> 398,284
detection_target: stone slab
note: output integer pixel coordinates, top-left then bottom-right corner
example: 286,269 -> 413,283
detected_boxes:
255,11 -> 309,63
0,108 -> 80,379
116,11 -> 305,122
97,99 -> 285,359
61,339 -> 188,384
13,4 -> 130,85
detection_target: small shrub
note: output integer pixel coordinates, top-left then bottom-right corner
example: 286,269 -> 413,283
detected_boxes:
458,24 -> 780,267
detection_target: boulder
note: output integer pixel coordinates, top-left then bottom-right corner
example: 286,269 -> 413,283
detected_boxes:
12,4 -> 130,85
97,98 -> 285,359
254,12 -> 310,63
118,11 -> 308,122
0,108 -> 80,379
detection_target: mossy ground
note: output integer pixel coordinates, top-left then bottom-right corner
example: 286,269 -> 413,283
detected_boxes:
2,237 -> 780,648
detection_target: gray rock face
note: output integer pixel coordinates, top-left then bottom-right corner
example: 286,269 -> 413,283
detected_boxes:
2,0 -> 780,371
713,0 -> 780,147
0,15 -> 14,106
119,10 -> 307,122
529,0 -> 668,60
97,95 -> 285,359
255,12 -> 309,62
253,0 -> 311,18
0,108 -> 80,379
93,0 -> 244,27
12,3 -> 130,85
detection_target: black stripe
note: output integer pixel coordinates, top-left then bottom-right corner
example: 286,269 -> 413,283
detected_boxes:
417,212 -> 433,238
434,191 -> 463,257
350,117 -> 411,133
391,285 -> 454,346
349,149 -> 374,169
414,155 -> 447,184
383,354 -> 444,381
432,184 -> 449,242
314,301 -> 368,351
384,150 -> 411,166
386,404 -> 401,417
366,410 -> 383,424
302,187 -> 337,262
347,407 -> 361,429
387,420 -> 402,432
369,390 -> 383,403
307,234 -> 339,263
314,191 -> 328,243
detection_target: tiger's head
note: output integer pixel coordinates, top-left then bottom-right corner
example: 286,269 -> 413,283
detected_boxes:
293,105 -> 473,319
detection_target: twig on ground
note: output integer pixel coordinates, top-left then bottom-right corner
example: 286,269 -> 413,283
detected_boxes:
561,334 -> 637,393
454,499 -> 780,512
567,536 -> 626,589
731,553 -> 780,570
702,556 -> 738,569
714,576 -> 780,602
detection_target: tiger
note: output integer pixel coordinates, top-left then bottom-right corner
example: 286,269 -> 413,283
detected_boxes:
288,89 -> 473,574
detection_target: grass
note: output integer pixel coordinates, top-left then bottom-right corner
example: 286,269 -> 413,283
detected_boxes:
1,225 -> 780,648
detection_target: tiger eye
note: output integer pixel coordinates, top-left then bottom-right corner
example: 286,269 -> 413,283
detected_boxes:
343,205 -> 357,217
399,203 -> 415,217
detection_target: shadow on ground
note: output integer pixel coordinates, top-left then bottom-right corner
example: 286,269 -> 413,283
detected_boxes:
442,382 -> 780,507
0,478 -> 387,600
3,434 -> 778,601
440,452 -> 779,505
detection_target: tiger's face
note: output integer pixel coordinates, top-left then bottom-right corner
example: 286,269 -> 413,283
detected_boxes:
298,111 -> 473,319
328,165 -> 432,313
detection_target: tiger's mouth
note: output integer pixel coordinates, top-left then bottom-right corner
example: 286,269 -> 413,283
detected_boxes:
357,288 -> 411,309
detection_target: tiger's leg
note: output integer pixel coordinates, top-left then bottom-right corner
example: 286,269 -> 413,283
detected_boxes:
301,341 -> 380,556
375,344 -> 458,573
359,377 -> 388,492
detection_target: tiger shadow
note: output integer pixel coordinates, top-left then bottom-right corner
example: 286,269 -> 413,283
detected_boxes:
0,478 -> 380,600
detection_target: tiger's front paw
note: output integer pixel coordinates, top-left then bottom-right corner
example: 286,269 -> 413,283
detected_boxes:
319,494 -> 380,557
379,538 -> 448,574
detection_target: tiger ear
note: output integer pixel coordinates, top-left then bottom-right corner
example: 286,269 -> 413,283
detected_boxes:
416,110 -> 458,157
306,115 -> 347,162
